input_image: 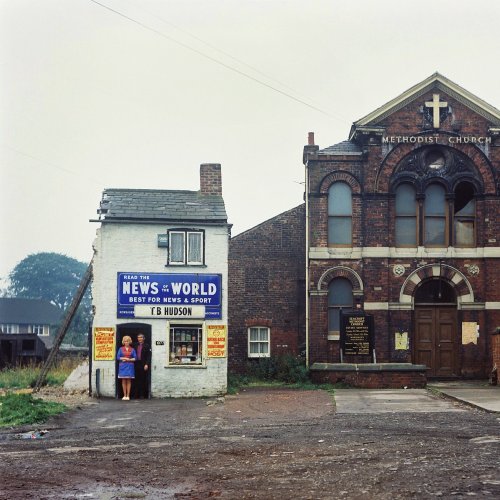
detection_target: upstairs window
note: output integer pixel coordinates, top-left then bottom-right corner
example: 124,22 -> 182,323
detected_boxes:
328,182 -> 352,246
454,182 -> 476,247
30,324 -> 45,336
424,184 -> 447,246
168,230 -> 204,265
248,327 -> 270,358
395,184 -> 417,246
1,324 -> 19,334
328,278 -> 353,334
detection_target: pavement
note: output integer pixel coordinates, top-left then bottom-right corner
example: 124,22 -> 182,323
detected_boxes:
428,380 -> 500,413
333,381 -> 500,414
61,361 -> 500,414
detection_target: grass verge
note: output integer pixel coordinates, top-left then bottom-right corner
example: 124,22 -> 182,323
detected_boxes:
0,357 -> 82,390
0,393 -> 67,427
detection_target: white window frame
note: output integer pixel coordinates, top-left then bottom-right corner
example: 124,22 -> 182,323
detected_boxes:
248,326 -> 270,358
1,324 -> 19,334
31,324 -> 46,336
168,229 -> 204,266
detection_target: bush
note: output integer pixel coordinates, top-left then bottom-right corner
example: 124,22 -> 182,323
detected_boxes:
245,354 -> 310,384
0,393 -> 67,427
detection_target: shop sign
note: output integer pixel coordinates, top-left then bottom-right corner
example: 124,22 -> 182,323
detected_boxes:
207,325 -> 227,358
93,327 -> 115,361
117,272 -> 222,319
134,305 -> 205,318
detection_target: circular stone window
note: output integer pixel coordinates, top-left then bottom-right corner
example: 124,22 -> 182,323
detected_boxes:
425,150 -> 445,170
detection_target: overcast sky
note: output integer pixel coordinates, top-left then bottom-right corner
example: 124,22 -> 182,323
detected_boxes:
1,0 -> 499,284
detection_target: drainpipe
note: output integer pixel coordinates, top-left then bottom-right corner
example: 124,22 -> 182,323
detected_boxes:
305,154 -> 310,368
303,132 -> 317,368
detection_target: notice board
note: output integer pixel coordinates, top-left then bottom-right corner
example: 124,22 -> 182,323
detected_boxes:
340,312 -> 374,356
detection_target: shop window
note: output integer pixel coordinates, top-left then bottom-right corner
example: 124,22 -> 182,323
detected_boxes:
328,182 -> 352,246
395,184 -> 417,246
168,230 -> 204,265
454,182 -> 476,247
168,325 -> 203,365
328,278 -> 353,333
0,324 -> 19,334
424,184 -> 447,246
30,324 -> 45,336
248,327 -> 270,358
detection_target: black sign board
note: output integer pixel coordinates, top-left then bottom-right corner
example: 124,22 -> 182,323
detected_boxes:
340,310 -> 374,356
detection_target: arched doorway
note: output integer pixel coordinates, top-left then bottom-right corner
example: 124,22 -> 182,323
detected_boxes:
414,279 -> 458,377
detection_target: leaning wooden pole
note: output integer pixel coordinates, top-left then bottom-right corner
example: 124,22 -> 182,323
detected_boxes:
33,260 -> 93,393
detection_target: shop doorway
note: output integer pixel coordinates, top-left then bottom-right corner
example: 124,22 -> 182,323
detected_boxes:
116,323 -> 152,399
414,279 -> 458,378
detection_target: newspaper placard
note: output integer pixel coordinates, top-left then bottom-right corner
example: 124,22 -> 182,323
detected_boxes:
93,327 -> 116,360
207,325 -> 227,358
462,322 -> 478,345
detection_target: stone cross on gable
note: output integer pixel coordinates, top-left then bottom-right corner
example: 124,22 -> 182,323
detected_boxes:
425,93 -> 448,129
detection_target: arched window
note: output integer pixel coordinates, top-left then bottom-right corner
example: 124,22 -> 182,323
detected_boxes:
328,278 -> 353,333
454,182 -> 476,247
424,184 -> 447,246
395,184 -> 417,246
328,182 -> 352,246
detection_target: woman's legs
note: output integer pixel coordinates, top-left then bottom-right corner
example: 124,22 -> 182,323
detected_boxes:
125,379 -> 132,398
121,378 -> 127,399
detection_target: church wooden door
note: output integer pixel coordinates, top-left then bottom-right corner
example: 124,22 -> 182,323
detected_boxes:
414,306 -> 457,377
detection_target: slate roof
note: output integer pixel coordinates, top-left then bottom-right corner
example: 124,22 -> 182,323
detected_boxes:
0,298 -> 62,324
318,141 -> 362,155
94,189 -> 227,223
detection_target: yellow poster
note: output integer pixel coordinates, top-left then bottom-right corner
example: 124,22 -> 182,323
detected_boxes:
395,331 -> 409,350
207,325 -> 227,358
93,327 -> 116,360
462,322 -> 478,345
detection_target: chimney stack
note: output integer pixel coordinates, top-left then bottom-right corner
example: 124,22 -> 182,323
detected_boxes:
200,163 -> 222,195
308,132 -> 315,145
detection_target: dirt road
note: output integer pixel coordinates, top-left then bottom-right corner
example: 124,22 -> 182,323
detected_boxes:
1,388 -> 499,499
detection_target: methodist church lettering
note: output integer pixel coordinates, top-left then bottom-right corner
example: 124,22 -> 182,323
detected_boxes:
117,273 -> 222,319
383,135 -> 491,144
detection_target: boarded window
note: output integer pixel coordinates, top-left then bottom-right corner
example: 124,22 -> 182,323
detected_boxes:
454,182 -> 475,247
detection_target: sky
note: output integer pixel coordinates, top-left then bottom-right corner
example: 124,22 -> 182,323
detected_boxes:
1,0 -> 499,284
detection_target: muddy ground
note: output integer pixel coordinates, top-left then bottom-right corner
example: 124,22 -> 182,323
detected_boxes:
0,388 -> 499,499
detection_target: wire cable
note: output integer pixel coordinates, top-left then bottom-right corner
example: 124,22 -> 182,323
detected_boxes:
88,0 -> 345,121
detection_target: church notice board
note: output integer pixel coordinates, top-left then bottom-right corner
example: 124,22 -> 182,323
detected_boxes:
340,311 -> 374,356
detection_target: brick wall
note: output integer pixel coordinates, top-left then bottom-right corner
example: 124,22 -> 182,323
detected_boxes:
228,205 -> 306,373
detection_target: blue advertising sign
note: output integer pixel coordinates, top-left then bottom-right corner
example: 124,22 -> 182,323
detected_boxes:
117,273 -> 222,319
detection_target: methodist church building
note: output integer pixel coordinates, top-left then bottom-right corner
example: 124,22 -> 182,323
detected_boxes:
304,73 -> 500,385
229,73 -> 500,386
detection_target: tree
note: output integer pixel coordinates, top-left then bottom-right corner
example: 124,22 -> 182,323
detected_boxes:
6,252 -> 92,346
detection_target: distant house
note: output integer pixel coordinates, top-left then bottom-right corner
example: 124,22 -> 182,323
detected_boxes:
0,298 -> 62,366
0,298 -> 61,337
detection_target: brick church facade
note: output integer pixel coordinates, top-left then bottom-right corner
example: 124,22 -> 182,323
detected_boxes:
229,73 -> 500,383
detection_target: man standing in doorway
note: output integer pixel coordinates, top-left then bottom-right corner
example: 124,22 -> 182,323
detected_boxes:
134,333 -> 151,399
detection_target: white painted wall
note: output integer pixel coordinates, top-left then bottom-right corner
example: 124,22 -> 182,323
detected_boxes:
91,222 -> 229,397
